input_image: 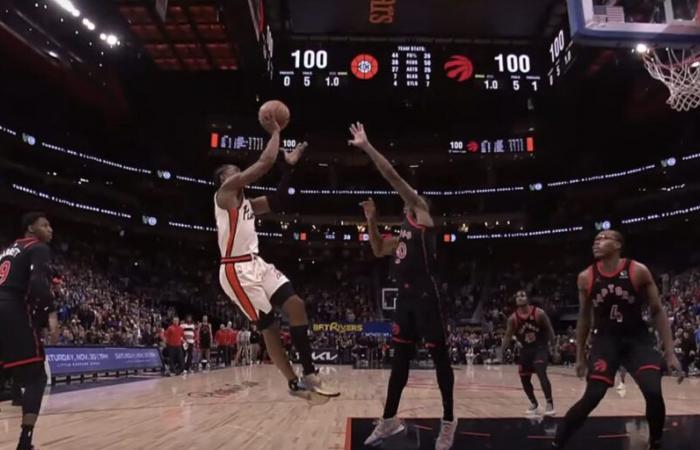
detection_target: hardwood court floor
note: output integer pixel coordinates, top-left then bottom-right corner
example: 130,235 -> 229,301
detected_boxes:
0,365 -> 698,450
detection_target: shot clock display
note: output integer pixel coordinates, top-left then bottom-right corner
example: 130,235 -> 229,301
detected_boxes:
275,42 -> 544,94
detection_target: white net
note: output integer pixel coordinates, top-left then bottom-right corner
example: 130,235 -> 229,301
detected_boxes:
642,48 -> 700,112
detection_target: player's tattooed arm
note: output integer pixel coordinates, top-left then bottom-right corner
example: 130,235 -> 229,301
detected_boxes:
360,198 -> 398,258
574,269 -> 593,378
348,122 -> 433,226
635,262 -> 682,374
499,315 -> 516,359
539,310 -> 556,344
219,113 -> 281,193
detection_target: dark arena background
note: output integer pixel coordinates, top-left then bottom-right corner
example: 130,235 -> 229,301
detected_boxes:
1,1 -> 699,449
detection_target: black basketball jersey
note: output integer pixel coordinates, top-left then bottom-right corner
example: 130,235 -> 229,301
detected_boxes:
391,213 -> 438,292
589,258 -> 647,336
513,306 -> 548,348
199,324 -> 212,343
0,237 -> 52,305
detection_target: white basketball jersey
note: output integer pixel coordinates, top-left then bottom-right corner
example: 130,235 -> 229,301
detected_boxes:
215,194 -> 259,258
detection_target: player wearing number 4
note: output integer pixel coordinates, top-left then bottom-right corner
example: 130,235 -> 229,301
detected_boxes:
553,231 -> 683,450
499,290 -> 556,416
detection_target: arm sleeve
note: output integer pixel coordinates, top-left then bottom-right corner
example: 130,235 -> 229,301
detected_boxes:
27,244 -> 53,311
266,159 -> 296,212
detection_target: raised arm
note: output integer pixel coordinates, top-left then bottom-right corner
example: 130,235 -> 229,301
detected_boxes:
250,141 -> 308,216
499,315 -> 516,359
634,262 -> 682,374
360,197 -> 398,258
219,114 -> 281,193
348,123 -> 430,218
574,269 -> 593,378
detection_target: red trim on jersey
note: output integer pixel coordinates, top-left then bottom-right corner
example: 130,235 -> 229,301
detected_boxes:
589,374 -> 614,386
220,255 -> 253,264
629,260 -> 640,293
224,264 -> 258,321
586,266 -> 594,297
636,364 -> 660,374
516,305 -> 534,321
4,356 -> 44,368
15,237 -> 37,242
406,212 -> 426,230
596,258 -> 627,278
23,240 -> 40,250
225,208 -> 239,258
392,337 -> 414,344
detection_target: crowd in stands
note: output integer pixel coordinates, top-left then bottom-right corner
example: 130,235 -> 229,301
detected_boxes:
1,217 -> 699,376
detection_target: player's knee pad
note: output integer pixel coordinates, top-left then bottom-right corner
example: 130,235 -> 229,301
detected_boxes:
12,362 -> 47,387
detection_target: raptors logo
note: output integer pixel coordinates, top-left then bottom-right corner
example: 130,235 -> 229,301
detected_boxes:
444,55 -> 474,82
593,359 -> 608,373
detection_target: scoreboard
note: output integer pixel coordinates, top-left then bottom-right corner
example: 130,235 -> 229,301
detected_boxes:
275,42 -> 547,94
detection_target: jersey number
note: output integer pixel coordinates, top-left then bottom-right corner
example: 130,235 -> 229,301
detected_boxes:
0,261 -> 11,285
525,332 -> 536,344
610,304 -> 623,323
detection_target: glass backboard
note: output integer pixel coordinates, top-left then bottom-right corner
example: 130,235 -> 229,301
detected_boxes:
568,0 -> 700,47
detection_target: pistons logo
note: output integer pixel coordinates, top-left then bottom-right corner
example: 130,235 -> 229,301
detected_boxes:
593,359 -> 608,373
392,322 -> 400,336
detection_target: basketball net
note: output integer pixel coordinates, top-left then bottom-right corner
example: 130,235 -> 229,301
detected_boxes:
642,47 -> 700,112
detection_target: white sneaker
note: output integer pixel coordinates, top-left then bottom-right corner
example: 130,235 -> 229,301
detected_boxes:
616,382 -> 626,391
364,417 -> 405,446
525,402 -> 539,415
301,373 -> 340,397
544,403 -> 556,416
435,419 -> 458,450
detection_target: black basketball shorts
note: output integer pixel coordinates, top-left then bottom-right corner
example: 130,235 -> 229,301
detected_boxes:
0,301 -> 45,369
587,332 -> 662,386
391,288 -> 446,347
518,345 -> 549,376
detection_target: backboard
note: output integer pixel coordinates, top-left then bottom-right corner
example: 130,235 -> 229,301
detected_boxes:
568,0 -> 700,47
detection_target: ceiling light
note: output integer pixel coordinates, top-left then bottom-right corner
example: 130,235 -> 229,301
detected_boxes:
99,33 -> 106,40
106,34 -> 117,46
48,50 -> 58,58
52,0 -> 79,17
635,43 -> 649,54
82,18 -> 95,31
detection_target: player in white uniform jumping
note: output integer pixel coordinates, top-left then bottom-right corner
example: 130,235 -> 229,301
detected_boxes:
214,112 -> 338,399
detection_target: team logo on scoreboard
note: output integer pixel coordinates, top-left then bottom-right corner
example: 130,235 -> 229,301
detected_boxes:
351,54 -> 379,80
444,55 -> 474,82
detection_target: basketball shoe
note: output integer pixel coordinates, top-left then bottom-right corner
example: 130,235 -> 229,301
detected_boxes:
364,417 -> 405,446
435,419 -> 458,450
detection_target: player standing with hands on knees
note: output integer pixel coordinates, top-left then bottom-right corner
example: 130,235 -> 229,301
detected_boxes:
214,102 -> 338,401
553,231 -> 683,450
350,122 -> 456,450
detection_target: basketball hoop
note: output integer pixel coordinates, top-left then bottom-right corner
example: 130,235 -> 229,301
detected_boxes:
642,47 -> 700,112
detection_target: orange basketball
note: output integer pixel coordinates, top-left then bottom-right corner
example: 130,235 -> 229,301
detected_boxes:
258,100 -> 290,133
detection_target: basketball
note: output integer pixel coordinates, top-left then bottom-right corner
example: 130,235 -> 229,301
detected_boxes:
258,100 -> 290,133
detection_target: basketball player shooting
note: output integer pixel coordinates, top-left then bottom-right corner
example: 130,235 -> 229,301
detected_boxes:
213,110 -> 338,400
500,290 -> 556,416
0,212 -> 58,450
553,230 -> 683,450
349,122 -> 456,450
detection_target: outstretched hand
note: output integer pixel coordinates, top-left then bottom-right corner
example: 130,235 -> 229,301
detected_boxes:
283,141 -> 308,166
359,197 -> 377,221
260,110 -> 281,134
348,122 -> 370,150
